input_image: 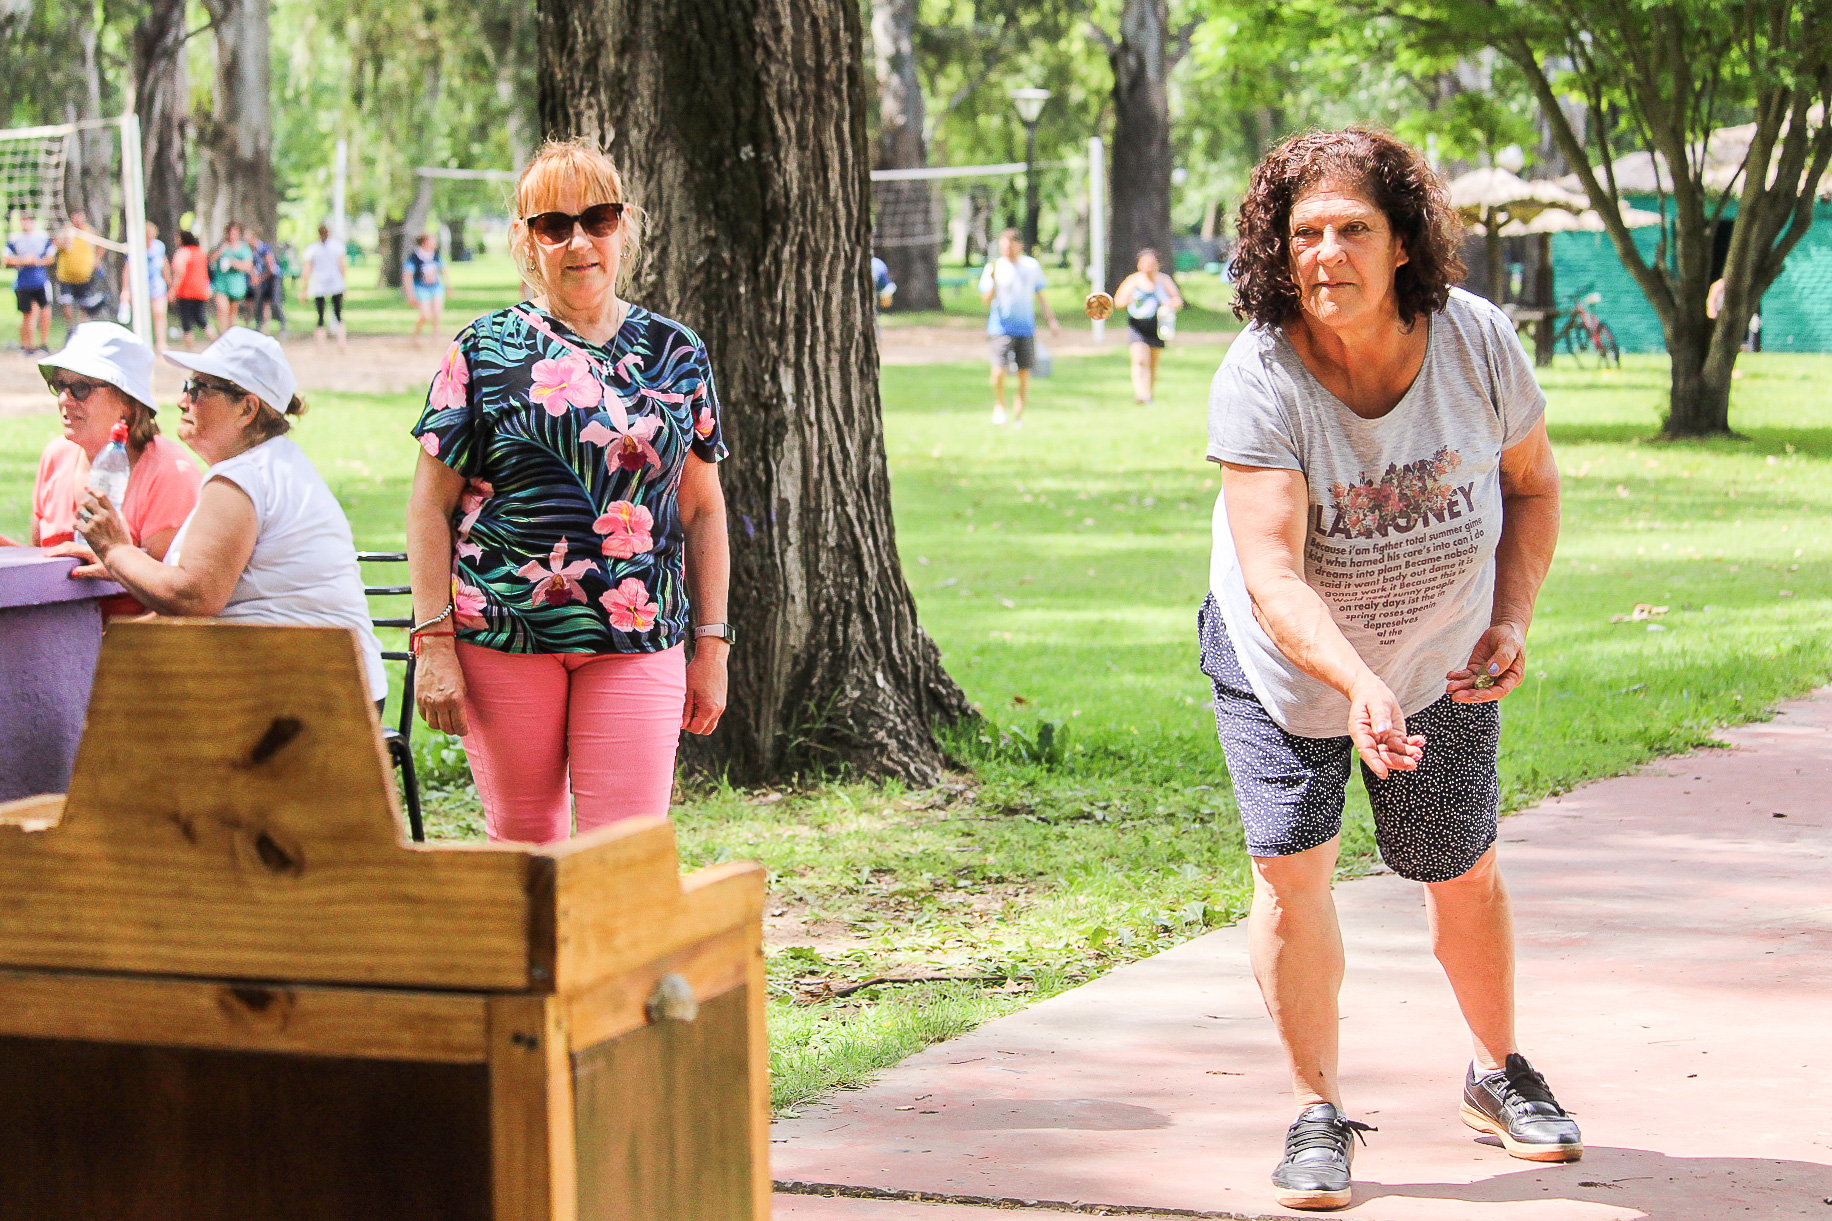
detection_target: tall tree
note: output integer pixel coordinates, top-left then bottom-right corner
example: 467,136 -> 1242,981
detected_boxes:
871,0 -> 941,310
132,0 -> 188,243
194,0 -> 277,243
1090,0 -> 1197,290
1377,0 -> 1832,436
536,0 -> 972,783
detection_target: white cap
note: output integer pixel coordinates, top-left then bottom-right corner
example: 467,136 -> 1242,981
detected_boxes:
39,322 -> 157,415
164,326 -> 297,416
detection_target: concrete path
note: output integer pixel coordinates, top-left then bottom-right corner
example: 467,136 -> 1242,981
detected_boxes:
773,690 -> 1832,1219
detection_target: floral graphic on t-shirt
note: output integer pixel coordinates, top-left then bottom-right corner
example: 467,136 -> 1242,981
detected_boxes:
594,501 -> 655,559
529,354 -> 601,416
452,577 -> 489,629
603,577 -> 660,631
517,536 -> 596,607
429,342 -> 469,412
1327,447 -> 1463,536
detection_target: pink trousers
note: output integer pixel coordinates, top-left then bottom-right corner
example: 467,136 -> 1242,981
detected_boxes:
456,642 -> 687,845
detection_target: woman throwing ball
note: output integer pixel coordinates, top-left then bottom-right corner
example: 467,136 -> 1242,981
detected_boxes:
1201,129 -> 1568,1211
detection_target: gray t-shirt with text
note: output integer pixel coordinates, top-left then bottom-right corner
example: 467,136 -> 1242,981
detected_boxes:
1206,288 -> 1546,737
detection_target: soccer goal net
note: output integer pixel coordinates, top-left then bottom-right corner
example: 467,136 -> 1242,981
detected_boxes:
0,113 -> 151,345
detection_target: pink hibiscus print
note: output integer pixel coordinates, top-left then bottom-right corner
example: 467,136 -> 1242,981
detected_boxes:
516,536 -> 596,607
602,577 -> 660,631
452,577 -> 488,629
457,477 -> 494,538
428,342 -> 469,412
579,394 -> 663,473
694,405 -> 716,441
418,431 -> 440,457
528,354 -> 602,417
594,500 -> 655,559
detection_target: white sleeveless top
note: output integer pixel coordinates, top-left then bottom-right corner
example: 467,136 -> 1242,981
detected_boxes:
168,435 -> 387,700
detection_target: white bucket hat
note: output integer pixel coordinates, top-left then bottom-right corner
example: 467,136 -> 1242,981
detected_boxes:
39,322 -> 157,414
164,326 -> 297,416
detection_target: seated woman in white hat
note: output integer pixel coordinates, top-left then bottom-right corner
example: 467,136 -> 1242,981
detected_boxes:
0,321 -> 200,617
75,326 -> 386,702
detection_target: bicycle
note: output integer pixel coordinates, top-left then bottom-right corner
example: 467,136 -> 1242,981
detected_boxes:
1555,291 -> 1621,368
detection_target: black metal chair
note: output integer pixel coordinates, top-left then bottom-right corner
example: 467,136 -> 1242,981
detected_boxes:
357,551 -> 424,842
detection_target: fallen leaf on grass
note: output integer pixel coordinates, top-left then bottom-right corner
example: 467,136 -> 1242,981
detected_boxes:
1610,603 -> 1669,622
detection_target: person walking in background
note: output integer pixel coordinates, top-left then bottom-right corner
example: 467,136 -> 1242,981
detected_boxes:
405,139 -> 731,845
53,211 -> 103,329
302,223 -> 348,351
210,223 -> 254,336
6,210 -> 56,355
403,232 -> 446,341
73,327 -> 386,704
170,231 -> 213,348
137,221 -> 172,356
872,255 -> 896,309
1114,247 -> 1184,405
1204,128 -> 1570,1211
248,230 -> 287,336
979,228 -> 1058,429
0,322 -> 201,619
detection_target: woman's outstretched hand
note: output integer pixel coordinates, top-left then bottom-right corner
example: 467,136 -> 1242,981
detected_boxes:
1348,675 -> 1424,779
1447,622 -> 1527,703
682,644 -> 728,736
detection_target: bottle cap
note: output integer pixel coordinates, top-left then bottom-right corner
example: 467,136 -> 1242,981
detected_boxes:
110,422 -> 128,443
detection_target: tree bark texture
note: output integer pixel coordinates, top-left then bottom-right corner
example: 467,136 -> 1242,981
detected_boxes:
1096,0 -> 1181,291
195,0 -> 277,245
536,0 -> 973,785
132,0 -> 189,244
870,0 -> 941,311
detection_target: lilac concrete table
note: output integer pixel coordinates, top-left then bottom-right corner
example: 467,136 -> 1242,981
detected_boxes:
0,548 -> 122,804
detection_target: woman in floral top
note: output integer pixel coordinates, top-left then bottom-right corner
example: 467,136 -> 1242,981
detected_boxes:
405,139 -> 731,844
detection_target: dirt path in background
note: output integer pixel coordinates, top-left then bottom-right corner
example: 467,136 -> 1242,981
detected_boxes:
0,324 -> 1231,419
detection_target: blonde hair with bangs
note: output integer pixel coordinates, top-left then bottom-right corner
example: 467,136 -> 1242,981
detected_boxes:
510,139 -> 646,295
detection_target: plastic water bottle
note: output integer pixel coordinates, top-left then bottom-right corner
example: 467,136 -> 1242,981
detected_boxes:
1158,306 -> 1178,341
84,421 -> 131,513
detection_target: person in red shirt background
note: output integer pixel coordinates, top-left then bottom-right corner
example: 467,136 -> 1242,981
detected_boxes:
0,322 -> 200,617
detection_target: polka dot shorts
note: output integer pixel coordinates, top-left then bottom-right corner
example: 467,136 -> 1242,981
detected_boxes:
1198,595 -> 1499,883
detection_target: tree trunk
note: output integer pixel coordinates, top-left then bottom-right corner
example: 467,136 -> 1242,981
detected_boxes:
869,0 -> 941,311
132,0 -> 189,245
1100,0 -> 1177,291
536,0 -> 972,785
1663,317 -> 1734,436
196,0 -> 277,244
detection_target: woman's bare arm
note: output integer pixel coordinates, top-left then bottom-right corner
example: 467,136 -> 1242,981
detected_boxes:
83,479 -> 256,616
677,452 -> 730,736
1446,419 -> 1560,702
406,449 -> 468,735
1222,462 -> 1422,776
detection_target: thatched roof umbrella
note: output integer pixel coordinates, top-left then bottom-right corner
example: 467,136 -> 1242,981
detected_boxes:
1446,167 -> 1589,302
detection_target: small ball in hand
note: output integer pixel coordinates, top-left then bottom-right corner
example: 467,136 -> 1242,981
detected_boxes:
1084,292 -> 1115,321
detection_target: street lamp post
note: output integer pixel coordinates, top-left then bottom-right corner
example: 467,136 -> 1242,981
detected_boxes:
1009,88 -> 1051,251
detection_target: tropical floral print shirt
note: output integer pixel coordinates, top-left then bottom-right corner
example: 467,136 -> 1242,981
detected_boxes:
411,303 -> 726,654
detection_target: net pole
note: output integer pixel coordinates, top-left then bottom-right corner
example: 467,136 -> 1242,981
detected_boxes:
119,112 -> 153,349
1088,135 -> 1106,344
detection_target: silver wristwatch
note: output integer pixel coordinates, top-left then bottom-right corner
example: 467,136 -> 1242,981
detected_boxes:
693,622 -> 737,645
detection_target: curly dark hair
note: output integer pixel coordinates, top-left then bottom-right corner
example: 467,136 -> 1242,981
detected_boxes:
1229,127 -> 1464,329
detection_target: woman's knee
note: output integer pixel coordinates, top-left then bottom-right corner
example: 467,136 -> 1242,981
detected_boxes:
1251,838 -> 1339,897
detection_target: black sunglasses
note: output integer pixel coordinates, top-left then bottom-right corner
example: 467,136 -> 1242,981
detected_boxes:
523,202 -> 625,246
44,375 -> 104,401
181,376 -> 245,401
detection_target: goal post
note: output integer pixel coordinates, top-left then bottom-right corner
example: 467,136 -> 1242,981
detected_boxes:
0,112 -> 151,347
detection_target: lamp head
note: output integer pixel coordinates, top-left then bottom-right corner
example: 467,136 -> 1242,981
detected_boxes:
1009,88 -> 1051,125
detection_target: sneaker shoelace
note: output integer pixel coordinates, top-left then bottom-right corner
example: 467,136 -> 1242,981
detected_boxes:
1497,1054 -> 1570,1115
1287,1113 -> 1377,1158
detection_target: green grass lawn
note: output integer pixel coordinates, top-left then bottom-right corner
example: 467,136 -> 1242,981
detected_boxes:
4,333 -> 1829,1111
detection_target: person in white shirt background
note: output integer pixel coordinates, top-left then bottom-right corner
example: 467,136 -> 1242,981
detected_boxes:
978,228 -> 1059,429
301,224 -> 349,351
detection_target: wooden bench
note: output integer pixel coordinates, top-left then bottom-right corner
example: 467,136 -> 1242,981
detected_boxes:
0,620 -> 768,1221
